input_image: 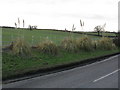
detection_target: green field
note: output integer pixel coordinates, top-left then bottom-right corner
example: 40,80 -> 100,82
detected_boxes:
2,28 -> 100,47
85,32 -> 116,37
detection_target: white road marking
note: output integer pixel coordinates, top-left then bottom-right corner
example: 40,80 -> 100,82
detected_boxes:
72,54 -> 119,70
93,69 -> 120,82
38,55 -> 119,78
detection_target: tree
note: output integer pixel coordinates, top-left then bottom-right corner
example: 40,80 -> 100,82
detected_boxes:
33,25 -> 37,29
28,25 -> 32,30
94,25 -> 103,36
28,25 -> 37,30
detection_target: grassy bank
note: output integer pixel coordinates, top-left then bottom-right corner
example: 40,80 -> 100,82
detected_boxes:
2,28 -> 119,80
3,49 -> 119,80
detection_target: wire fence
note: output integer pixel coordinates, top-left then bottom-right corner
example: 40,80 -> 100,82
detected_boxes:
2,28 -> 75,48
2,34 -> 69,48
3,28 -> 113,48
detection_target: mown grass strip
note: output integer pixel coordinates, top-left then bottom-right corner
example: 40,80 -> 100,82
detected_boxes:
3,49 -> 119,80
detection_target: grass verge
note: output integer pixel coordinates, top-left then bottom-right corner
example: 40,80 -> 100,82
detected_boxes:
3,49 -> 119,80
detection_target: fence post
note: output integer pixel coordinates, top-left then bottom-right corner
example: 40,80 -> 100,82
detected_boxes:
32,35 -> 34,46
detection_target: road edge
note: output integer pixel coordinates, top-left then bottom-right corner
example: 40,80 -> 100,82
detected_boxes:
3,52 -> 120,84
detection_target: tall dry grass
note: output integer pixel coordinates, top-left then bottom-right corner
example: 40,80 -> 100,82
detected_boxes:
37,39 -> 58,55
97,37 -> 116,50
60,37 -> 78,52
76,36 -> 93,51
11,38 -> 31,56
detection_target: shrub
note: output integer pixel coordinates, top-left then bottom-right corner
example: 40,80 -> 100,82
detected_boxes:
76,36 -> 93,51
113,32 -> 120,47
37,39 -> 58,55
97,37 -> 116,50
61,37 -> 78,52
113,37 -> 120,47
11,38 -> 31,56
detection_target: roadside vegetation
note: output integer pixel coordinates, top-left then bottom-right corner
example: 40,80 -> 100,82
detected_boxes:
2,28 -> 119,80
113,32 -> 120,47
36,39 -> 59,56
10,38 -> 32,56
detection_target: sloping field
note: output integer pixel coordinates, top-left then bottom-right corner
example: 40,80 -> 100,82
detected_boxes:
2,28 -> 100,47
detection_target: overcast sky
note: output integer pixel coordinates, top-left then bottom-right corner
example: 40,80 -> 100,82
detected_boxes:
0,0 -> 119,32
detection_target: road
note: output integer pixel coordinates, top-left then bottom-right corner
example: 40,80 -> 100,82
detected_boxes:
3,55 -> 119,88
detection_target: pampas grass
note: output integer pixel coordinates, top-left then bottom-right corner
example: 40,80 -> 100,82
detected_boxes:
97,37 -> 116,50
11,38 -> 31,56
61,37 -> 78,52
76,36 -> 93,51
37,39 -> 58,55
